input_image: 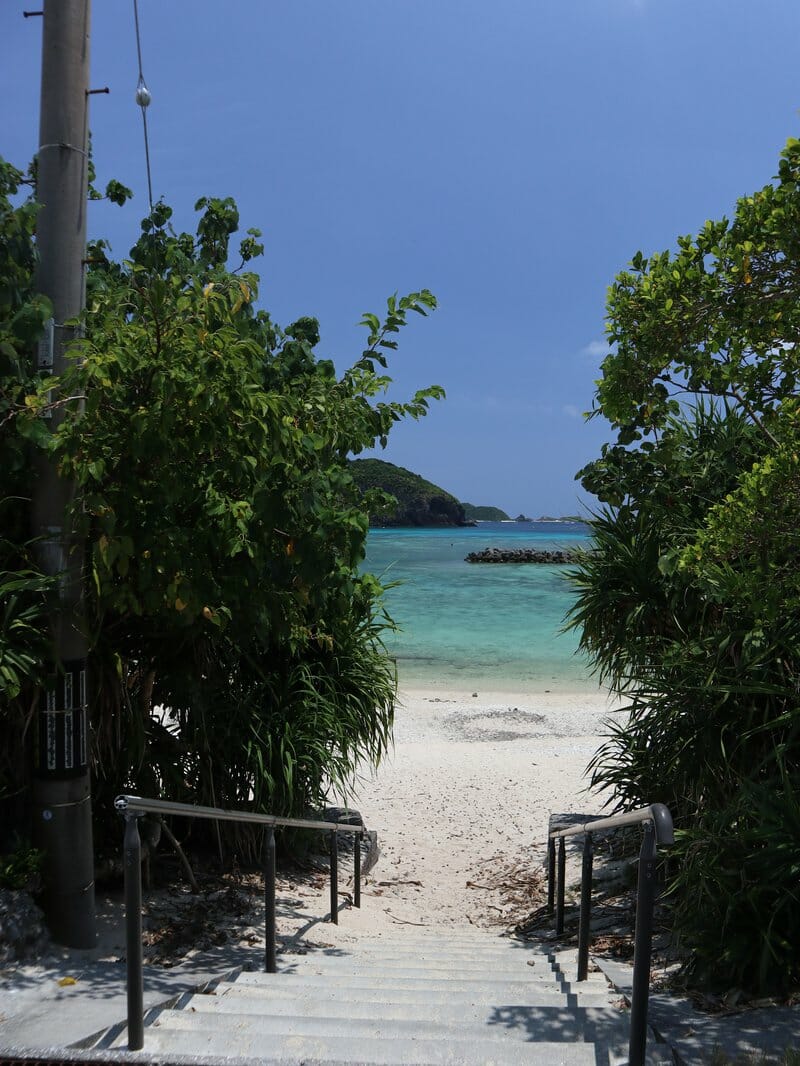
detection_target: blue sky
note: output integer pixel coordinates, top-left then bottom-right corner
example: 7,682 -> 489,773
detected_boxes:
4,1 -> 799,515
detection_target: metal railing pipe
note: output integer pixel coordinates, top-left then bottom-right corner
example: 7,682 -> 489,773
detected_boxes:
546,802 -> 672,1066
547,836 -> 556,914
555,835 -> 566,935
329,829 -> 339,924
115,794 -> 368,1050
264,825 -> 276,974
123,812 -> 144,1051
115,794 -> 365,836
628,821 -> 658,1066
354,830 -> 362,908
577,832 -> 594,981
549,803 -> 674,846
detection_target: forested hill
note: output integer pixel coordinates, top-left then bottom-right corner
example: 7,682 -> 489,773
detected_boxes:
461,503 -> 511,521
349,459 -> 470,527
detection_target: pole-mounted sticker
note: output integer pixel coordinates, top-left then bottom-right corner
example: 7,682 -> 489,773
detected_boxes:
37,659 -> 89,777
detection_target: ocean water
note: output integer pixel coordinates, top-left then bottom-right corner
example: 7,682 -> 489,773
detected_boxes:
363,522 -> 594,692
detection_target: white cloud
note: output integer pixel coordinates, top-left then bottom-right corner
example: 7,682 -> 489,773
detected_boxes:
581,339 -> 609,359
562,404 -> 581,419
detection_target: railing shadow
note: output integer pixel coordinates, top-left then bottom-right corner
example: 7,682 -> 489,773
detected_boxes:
276,894 -> 354,956
487,1003 -> 618,1064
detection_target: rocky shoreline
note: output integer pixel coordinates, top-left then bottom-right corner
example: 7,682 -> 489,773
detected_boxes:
465,547 -> 580,564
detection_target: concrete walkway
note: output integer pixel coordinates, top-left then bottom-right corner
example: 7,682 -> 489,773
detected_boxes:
2,898 -> 800,1063
0,938 -> 251,1051
98,932 -> 672,1064
599,958 -> 800,1064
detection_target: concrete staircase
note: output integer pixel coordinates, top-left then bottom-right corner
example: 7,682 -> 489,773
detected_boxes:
110,931 -> 674,1064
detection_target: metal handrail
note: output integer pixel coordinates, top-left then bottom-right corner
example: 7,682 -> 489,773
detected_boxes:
115,793 -> 368,1051
115,793 -> 367,834
547,802 -> 673,1066
548,803 -> 674,845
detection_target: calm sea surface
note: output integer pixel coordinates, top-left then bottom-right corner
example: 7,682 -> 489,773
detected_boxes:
363,522 -> 594,692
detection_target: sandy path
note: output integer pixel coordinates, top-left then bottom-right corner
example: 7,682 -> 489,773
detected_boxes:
0,683 -> 622,998
309,685 -> 621,943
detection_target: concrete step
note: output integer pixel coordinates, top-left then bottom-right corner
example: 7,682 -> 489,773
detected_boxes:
284,939 -> 552,956
183,991 -> 630,1028
202,979 -> 615,1010
186,987 -> 611,1017
340,932 -> 530,944
274,957 -> 558,982
132,1024 -> 630,1064
285,942 -> 611,989
117,925 -> 674,1064
291,944 -> 551,965
557,970 -> 615,990
149,1004 -> 637,1044
229,970 -> 611,1000
552,971 -> 613,990
311,938 -> 550,955
552,969 -> 613,989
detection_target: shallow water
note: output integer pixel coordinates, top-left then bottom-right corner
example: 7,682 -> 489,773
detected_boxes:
363,522 -> 594,691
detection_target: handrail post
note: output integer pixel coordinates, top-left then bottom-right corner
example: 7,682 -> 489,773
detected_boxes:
629,820 -> 657,1066
354,829 -> 362,908
264,824 -> 276,973
123,811 -> 144,1051
577,831 -> 594,981
555,835 -> 566,935
547,835 -> 556,914
329,829 -> 339,924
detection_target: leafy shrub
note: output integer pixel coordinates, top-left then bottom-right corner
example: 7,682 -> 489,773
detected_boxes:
571,139 -> 800,993
0,838 -> 44,891
0,161 -> 439,859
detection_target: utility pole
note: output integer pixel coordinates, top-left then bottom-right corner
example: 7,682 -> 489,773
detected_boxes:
30,0 -> 96,948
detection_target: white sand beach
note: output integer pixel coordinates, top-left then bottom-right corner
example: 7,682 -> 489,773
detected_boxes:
0,682 -> 620,970
314,683 -> 621,942
6,683 -> 797,1066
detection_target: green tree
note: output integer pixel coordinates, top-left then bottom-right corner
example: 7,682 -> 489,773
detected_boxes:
1,165 -> 441,857
571,139 -> 800,993
0,159 -> 57,844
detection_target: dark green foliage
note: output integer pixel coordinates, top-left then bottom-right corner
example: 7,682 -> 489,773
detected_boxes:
671,769 -> 800,993
570,139 -> 800,994
0,570 -> 54,702
0,160 -> 50,549
0,159 -> 440,859
0,160 -> 57,837
461,503 -> 510,521
0,568 -> 54,837
349,458 -> 467,527
0,837 -> 43,890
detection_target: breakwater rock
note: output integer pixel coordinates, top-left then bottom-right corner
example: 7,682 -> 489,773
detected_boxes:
465,547 -> 580,564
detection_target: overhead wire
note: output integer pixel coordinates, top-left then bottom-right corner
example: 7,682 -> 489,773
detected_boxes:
132,0 -> 154,210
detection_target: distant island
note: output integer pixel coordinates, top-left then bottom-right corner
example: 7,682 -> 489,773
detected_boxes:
349,459 -> 472,527
348,459 -> 584,529
461,503 -> 510,522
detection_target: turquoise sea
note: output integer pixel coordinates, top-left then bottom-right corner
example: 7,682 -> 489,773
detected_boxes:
363,522 -> 594,692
